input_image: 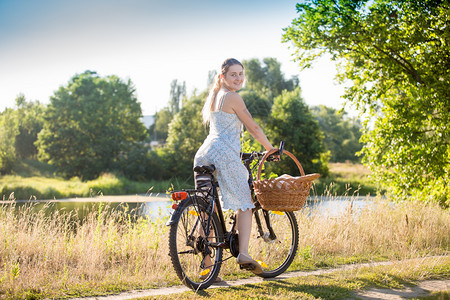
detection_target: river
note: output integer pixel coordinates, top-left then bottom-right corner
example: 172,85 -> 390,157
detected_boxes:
1,194 -> 377,220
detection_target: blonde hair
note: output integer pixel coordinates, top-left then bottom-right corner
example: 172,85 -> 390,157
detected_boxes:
201,58 -> 244,125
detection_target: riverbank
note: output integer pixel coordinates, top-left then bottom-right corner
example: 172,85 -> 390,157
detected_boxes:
1,159 -> 192,200
1,160 -> 378,201
0,193 -> 170,204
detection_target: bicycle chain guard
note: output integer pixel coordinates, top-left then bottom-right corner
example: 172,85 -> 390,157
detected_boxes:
228,232 -> 239,258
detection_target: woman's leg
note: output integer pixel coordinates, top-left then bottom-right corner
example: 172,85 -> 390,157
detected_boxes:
236,208 -> 263,274
237,208 -> 252,256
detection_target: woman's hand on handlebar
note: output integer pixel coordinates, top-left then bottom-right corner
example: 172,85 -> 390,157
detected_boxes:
264,148 -> 280,161
265,142 -> 284,161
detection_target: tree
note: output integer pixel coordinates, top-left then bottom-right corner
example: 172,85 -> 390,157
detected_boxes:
164,92 -> 208,180
169,79 -> 186,114
36,71 -> 148,180
207,70 -> 217,88
242,58 -> 299,102
311,105 -> 362,163
149,79 -> 187,143
239,90 -> 272,121
150,107 -> 173,142
283,0 -> 449,206
14,95 -> 45,159
0,95 -> 45,173
267,88 -> 327,177
0,108 -> 18,174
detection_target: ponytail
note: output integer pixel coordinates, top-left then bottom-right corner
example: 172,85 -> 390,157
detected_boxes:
202,74 -> 222,125
201,58 -> 243,125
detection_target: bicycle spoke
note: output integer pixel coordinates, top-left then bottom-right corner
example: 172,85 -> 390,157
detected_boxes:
248,209 -> 299,278
179,250 -> 196,255
169,198 -> 224,290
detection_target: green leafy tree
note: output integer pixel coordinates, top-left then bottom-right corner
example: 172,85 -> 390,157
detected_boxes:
0,108 -> 18,174
169,79 -> 186,114
242,58 -> 299,102
239,91 -> 273,153
164,91 -> 208,180
283,0 -> 449,205
267,88 -> 327,176
36,71 -> 148,180
207,70 -> 217,88
238,58 -> 302,154
149,79 -> 187,143
0,95 -> 45,173
116,142 -> 150,181
14,95 -> 45,159
312,105 -> 362,162
149,107 -> 173,142
239,90 -> 272,121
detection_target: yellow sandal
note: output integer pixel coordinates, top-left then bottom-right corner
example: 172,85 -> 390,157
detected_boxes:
237,253 -> 263,274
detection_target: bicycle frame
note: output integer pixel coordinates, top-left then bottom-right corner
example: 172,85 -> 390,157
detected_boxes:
168,143 -> 300,289
188,180 -> 237,252
168,147 -> 285,261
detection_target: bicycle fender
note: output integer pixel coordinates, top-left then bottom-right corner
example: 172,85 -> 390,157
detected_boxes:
165,197 -> 191,226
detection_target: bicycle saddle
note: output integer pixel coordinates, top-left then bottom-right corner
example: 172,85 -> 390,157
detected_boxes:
194,165 -> 215,190
193,165 -> 216,174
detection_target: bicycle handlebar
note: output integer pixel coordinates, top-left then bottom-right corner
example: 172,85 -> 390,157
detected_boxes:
278,141 -> 285,156
240,141 -> 285,164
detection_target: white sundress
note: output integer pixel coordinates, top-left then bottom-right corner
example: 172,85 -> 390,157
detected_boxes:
194,93 -> 254,211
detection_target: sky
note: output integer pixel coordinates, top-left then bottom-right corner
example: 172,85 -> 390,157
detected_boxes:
0,0 -> 348,116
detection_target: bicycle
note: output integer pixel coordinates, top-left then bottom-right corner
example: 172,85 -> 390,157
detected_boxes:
167,142 -> 299,290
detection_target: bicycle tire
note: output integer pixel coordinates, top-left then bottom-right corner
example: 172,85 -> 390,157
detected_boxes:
248,208 -> 299,278
168,197 -> 224,290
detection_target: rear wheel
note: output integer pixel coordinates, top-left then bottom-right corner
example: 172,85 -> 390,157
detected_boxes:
168,197 -> 224,290
248,209 -> 299,278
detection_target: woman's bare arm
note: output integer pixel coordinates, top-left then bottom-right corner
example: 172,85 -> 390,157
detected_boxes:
226,93 -> 274,151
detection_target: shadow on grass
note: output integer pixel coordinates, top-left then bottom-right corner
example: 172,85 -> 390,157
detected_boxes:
1,185 -> 62,200
12,159 -> 58,178
192,279 -> 353,299
186,272 -> 448,300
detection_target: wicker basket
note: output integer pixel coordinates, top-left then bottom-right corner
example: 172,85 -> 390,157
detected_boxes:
253,149 -> 320,212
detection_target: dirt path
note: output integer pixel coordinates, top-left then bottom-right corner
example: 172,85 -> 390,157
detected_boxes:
72,257 -> 449,300
353,279 -> 449,299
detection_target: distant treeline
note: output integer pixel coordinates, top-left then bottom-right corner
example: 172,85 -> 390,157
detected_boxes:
0,59 -> 362,183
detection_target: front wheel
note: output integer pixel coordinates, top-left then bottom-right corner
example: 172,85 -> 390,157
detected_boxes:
248,209 -> 299,278
168,197 -> 224,290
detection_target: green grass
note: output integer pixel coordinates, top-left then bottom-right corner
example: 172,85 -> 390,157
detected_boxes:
148,257 -> 450,300
1,159 -> 193,200
1,160 -> 379,200
314,162 -> 381,196
0,173 -> 190,200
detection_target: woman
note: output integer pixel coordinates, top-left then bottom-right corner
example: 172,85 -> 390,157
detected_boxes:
194,58 -> 276,275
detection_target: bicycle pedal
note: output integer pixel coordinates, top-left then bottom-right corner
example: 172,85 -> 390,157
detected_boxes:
239,263 -> 255,271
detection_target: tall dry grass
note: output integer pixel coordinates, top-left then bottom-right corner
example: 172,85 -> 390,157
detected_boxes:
0,197 -> 448,299
0,203 -> 178,299
295,198 -> 449,260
